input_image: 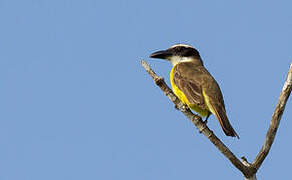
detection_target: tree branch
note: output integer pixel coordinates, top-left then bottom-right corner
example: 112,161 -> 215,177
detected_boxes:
141,60 -> 292,178
242,157 -> 257,180
141,60 -> 254,178
252,63 -> 292,170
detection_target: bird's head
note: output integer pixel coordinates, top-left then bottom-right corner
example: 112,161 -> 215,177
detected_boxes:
149,44 -> 203,66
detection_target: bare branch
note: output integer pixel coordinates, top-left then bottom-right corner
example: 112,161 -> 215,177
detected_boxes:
141,60 -> 291,179
252,63 -> 292,170
141,60 -> 254,178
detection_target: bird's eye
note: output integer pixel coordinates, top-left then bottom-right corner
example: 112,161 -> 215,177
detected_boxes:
183,49 -> 195,57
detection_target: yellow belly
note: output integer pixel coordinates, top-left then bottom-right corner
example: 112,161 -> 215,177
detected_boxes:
170,66 -> 209,117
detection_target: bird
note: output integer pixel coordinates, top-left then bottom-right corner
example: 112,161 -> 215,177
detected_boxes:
149,44 -> 239,138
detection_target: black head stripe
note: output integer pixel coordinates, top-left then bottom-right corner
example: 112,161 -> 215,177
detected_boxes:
168,46 -> 200,58
183,48 -> 200,57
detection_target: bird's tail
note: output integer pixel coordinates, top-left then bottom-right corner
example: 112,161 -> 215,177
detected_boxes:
210,103 -> 240,139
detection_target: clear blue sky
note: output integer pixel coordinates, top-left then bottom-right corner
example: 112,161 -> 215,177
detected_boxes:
0,0 -> 291,179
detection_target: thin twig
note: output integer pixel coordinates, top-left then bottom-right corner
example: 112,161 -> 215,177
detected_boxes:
252,63 -> 292,170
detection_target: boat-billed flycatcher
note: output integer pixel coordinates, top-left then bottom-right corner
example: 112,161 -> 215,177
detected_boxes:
150,44 -> 239,138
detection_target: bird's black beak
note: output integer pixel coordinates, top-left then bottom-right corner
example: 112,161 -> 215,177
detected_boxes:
149,49 -> 172,59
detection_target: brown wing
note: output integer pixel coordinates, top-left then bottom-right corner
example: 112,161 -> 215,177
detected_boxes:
172,63 -> 205,108
200,67 -> 240,138
173,62 -> 239,138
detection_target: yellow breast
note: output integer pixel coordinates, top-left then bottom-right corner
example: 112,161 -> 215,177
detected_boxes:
170,65 -> 209,117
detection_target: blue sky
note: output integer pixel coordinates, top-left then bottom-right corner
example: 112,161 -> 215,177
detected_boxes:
0,0 -> 291,179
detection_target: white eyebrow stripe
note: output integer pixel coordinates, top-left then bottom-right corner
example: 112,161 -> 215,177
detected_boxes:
170,44 -> 193,48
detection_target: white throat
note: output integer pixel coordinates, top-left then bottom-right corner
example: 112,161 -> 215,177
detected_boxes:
168,56 -> 194,66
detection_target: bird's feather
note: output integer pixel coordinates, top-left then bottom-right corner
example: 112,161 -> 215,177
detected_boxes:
171,61 -> 239,138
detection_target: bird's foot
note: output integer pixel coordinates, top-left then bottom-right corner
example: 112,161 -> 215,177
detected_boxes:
203,118 -> 208,125
203,113 -> 211,125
